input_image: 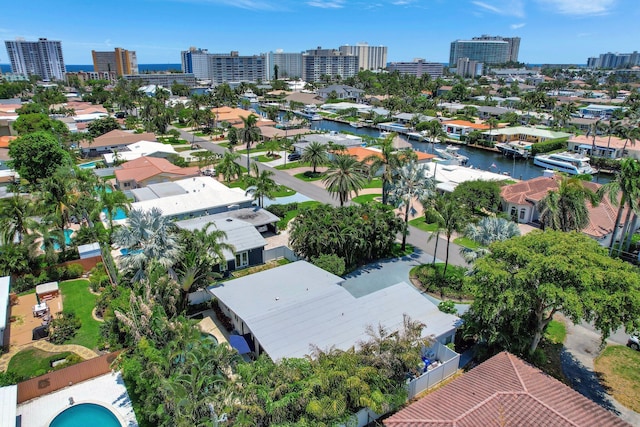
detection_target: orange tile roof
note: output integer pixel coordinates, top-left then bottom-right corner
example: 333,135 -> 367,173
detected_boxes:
81,129 -> 156,149
500,175 -> 624,238
385,352 -> 630,427
570,134 -> 629,151
0,136 -> 16,148
444,120 -> 490,130
115,156 -> 200,183
346,147 -> 435,163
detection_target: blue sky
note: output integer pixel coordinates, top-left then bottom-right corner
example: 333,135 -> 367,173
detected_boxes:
2,0 -> 638,65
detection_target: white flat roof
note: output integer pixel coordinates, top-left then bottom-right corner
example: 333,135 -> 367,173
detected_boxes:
35,281 -> 59,295
0,276 -> 10,332
209,261 -> 459,360
0,385 -> 17,427
422,162 -> 516,191
130,177 -> 253,218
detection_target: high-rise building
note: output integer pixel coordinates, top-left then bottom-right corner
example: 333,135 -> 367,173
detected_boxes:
387,59 -> 443,79
208,51 -> 266,86
181,47 -> 210,80
338,42 -> 387,71
302,47 -> 359,82
92,47 -> 138,76
264,50 -> 303,80
4,37 -> 66,81
449,35 -> 519,66
456,57 -> 483,77
587,51 -> 640,69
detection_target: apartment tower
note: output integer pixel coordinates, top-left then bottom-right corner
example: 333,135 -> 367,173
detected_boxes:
92,47 -> 138,76
338,42 -> 387,71
4,38 -> 66,80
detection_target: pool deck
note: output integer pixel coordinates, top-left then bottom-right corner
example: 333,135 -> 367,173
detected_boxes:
197,309 -> 230,346
17,371 -> 138,426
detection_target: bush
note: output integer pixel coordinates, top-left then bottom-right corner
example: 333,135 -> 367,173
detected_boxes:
312,254 -> 346,276
438,300 -> 457,314
65,263 -> 84,279
266,202 -> 298,218
49,311 -> 81,344
413,264 -> 472,300
530,138 -> 568,155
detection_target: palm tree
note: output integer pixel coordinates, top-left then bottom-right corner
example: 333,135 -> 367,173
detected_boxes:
245,164 -> 277,207
435,194 -> 464,276
322,154 -> 369,207
302,141 -> 328,174
464,217 -> 521,247
364,133 -> 401,205
389,162 -> 436,251
239,114 -> 262,171
538,174 -> 599,232
99,187 -> 131,231
113,207 -> 182,282
597,158 -> 640,255
217,151 -> 242,183
0,194 -> 37,243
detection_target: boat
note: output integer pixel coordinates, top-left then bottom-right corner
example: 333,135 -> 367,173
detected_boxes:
296,105 -> 322,121
240,90 -> 259,104
495,141 -> 532,159
350,121 -> 365,128
434,145 -> 469,166
533,151 -> 597,175
407,131 -> 426,141
379,130 -> 393,139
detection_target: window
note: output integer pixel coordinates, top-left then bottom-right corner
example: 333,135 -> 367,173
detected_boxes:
520,208 -> 526,220
219,261 -> 227,272
235,251 -> 249,268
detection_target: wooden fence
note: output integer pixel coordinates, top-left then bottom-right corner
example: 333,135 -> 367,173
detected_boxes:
17,351 -> 121,403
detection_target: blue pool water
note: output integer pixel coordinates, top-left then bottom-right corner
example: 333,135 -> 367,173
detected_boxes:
120,248 -> 143,256
102,208 -> 127,220
41,229 -> 73,251
78,161 -> 100,169
95,185 -> 113,193
49,403 -> 121,427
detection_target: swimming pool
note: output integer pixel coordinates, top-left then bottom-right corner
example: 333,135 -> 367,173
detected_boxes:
78,161 -> 102,169
102,208 -> 127,221
49,403 -> 122,427
41,229 -> 73,251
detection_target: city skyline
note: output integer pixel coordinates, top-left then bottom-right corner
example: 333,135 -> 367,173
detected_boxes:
1,0 -> 639,66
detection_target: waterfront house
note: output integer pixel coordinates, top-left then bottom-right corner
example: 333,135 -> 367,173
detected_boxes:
79,129 -> 157,158
317,84 -> 364,102
114,156 -> 200,190
442,120 -> 490,140
482,126 -> 572,144
385,351 -> 630,427
292,132 -> 364,154
568,134 -> 639,160
579,104 -> 625,119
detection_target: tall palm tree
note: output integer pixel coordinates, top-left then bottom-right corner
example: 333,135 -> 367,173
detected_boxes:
245,164 -> 277,207
113,207 -> 182,282
100,187 -> 131,231
302,141 -> 328,174
464,217 -> 521,247
239,114 -> 261,171
0,194 -> 36,243
364,133 -> 401,205
389,162 -> 436,251
597,158 -> 640,255
322,154 -> 369,207
538,174 -> 599,232
217,151 -> 242,183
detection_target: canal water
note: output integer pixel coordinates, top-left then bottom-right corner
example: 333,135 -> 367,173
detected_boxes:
309,119 -> 613,184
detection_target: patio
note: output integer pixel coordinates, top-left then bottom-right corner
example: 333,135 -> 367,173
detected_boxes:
9,292 -> 63,347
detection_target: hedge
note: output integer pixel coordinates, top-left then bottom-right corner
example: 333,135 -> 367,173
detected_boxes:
530,138 -> 568,155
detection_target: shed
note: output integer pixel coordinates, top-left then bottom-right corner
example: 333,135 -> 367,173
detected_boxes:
35,282 -> 59,301
0,385 -> 17,427
0,276 -> 10,348
78,242 -> 101,259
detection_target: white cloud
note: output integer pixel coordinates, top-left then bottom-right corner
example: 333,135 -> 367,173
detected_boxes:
510,23 -> 526,29
172,0 -> 281,11
536,0 -> 616,15
306,0 -> 345,8
472,0 -> 525,18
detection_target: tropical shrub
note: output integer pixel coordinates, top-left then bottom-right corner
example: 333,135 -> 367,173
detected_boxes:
413,264 -> 472,300
530,138 -> 568,155
312,254 -> 346,276
49,311 -> 81,344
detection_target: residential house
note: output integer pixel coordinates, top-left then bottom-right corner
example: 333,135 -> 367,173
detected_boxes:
79,129 -> 157,158
385,351 -> 630,427
500,173 -> 624,246
292,131 -> 364,154
176,216 -> 267,273
483,126 -> 572,144
346,146 -> 435,171
442,120 -> 490,140
102,140 -> 178,166
129,176 -> 254,221
208,261 -> 460,361
392,112 -> 438,126
475,105 -> 512,119
579,104 -> 625,119
568,134 -> 639,160
114,156 -> 200,190
210,106 -> 275,130
317,84 -> 364,102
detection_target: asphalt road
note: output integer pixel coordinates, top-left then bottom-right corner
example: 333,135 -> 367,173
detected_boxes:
173,127 -> 469,268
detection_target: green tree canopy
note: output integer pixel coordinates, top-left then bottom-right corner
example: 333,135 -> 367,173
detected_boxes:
12,113 -> 68,136
8,131 -> 73,184
87,116 -> 121,138
463,230 -> 640,357
451,179 -> 503,215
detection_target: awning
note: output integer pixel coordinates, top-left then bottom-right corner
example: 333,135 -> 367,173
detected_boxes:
229,335 -> 251,354
578,143 -> 615,151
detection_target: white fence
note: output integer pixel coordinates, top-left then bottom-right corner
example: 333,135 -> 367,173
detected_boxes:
406,342 -> 460,400
263,246 -> 299,262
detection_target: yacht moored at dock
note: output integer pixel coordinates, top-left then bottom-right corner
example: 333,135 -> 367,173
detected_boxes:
495,141 -> 532,159
434,145 -> 469,166
533,151 -> 597,175
296,105 -> 322,121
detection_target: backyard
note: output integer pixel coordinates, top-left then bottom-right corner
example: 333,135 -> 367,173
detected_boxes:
7,348 -> 80,379
59,279 -> 102,350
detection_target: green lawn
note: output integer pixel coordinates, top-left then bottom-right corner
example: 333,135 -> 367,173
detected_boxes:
453,237 -> 482,250
275,161 -> 310,170
277,201 -> 322,228
7,348 -> 75,379
545,319 -> 566,344
352,194 -> 382,204
226,180 -> 295,197
595,345 -> 640,412
173,123 -> 187,128
59,279 -> 102,350
174,146 -> 192,152
390,243 -> 415,257
362,178 -> 383,189
408,217 -> 440,232
294,171 -> 325,182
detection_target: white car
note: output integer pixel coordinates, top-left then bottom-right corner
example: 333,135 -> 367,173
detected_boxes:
628,336 -> 640,351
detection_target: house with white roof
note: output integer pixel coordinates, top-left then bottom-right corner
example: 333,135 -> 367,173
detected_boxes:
579,104 -> 625,119
292,131 -> 364,154
482,126 -> 572,144
102,140 -> 177,165
208,261 -> 460,361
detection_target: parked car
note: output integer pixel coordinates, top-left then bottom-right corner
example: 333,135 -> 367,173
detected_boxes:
288,152 -> 301,161
628,335 -> 640,351
202,169 -> 215,176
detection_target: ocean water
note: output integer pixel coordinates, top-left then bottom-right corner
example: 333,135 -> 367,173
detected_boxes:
0,63 -> 182,74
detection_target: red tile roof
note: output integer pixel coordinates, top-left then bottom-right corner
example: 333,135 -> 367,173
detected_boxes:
385,352 -> 630,427
80,129 -> 156,149
500,175 -> 623,238
115,156 -> 200,184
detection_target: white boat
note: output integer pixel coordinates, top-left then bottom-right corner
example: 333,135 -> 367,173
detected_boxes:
434,145 -> 469,166
407,131 -> 426,141
533,151 -> 597,175
350,121 -> 365,128
240,90 -> 259,104
379,130 -> 393,139
296,105 -> 322,121
495,141 -> 531,159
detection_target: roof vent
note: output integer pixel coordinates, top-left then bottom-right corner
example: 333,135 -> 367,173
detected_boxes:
226,218 -> 233,222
